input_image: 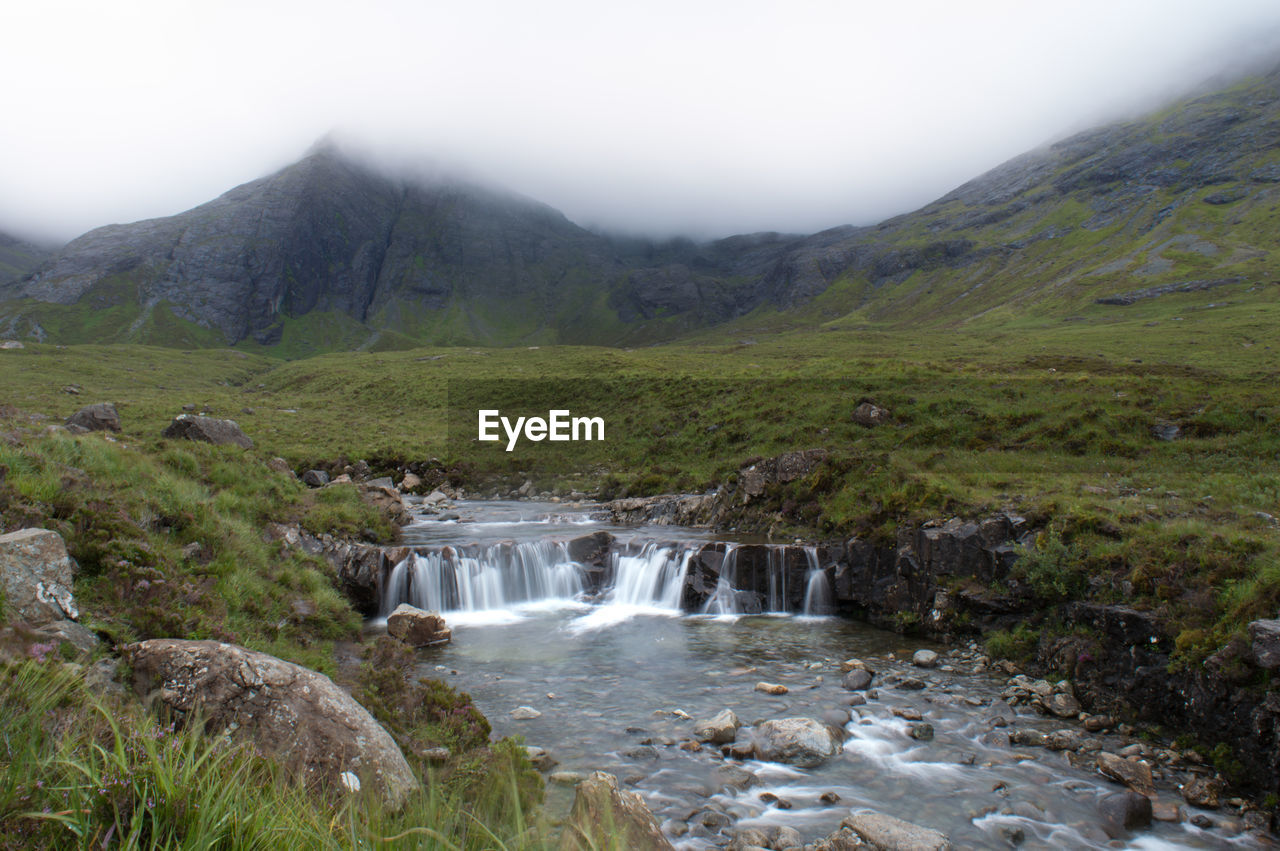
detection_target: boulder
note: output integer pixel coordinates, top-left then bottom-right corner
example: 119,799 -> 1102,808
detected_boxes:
1248,619 -> 1280,669
399,472 -> 422,492
558,771 -> 673,851
1181,774 -> 1224,809
809,827 -> 864,851
1046,692 -> 1082,718
842,668 -> 873,690
693,708 -> 740,744
302,469 -> 330,487
162,415 -> 253,449
65,402 -> 121,432
1097,790 -> 1153,839
843,810 -> 951,850
35,619 -> 98,656
0,528 -> 79,625
127,639 -> 417,808
359,483 -> 412,526
385,603 -> 451,647
852,402 -> 891,427
1097,752 -> 1155,796
912,649 -> 939,668
752,718 -> 841,768
266,457 -> 294,476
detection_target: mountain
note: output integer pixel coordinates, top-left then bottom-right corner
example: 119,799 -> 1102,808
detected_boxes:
4,60 -> 1280,351
0,144 -> 798,352
0,230 -> 53,288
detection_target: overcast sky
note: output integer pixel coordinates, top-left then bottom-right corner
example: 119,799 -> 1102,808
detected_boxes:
3,1 -> 1280,243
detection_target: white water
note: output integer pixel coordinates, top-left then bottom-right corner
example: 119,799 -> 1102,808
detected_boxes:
801,546 -> 834,616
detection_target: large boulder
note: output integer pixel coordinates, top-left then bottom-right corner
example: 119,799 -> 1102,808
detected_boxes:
162,414 -> 253,449
66,402 -> 121,432
127,639 -> 417,808
752,718 -> 841,767
558,771 -> 673,851
1097,790 -> 1153,839
358,482 -> 412,526
843,811 -> 951,850
1248,619 -> 1280,669
386,604 -> 451,647
0,528 -> 79,626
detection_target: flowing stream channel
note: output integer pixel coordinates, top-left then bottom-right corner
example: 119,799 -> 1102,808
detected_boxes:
372,501 -> 1261,850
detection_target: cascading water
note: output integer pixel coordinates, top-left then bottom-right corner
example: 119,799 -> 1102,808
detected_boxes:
379,540 -> 585,618
606,541 -> 695,609
701,544 -> 741,615
765,547 -> 787,613
801,546 -> 834,616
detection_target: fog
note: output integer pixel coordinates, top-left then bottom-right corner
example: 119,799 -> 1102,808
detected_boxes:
3,0 -> 1280,244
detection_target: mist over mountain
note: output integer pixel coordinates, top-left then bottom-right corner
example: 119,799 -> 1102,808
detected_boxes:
3,58 -> 1280,352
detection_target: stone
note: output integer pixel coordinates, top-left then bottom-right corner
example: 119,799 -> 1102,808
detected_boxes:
912,649 -> 939,668
892,707 -> 923,722
302,469 -> 330,487
127,639 -> 416,808
385,603 -> 451,647
162,415 -> 252,449
774,825 -> 803,849
400,472 -> 422,492
65,402 -> 120,432
1152,800 -> 1183,822
755,681 -> 788,695
0,528 -> 79,626
557,771 -> 674,851
550,770 -> 587,785
0,340 -> 24,349
525,745 -> 558,771
752,718 -> 841,768
842,669 -> 873,690
1097,752 -> 1155,796
35,619 -> 98,656
809,827 -> 863,851
852,401 -> 891,427
693,708 -> 740,744
1181,774 -> 1224,810
908,722 -> 934,741
1097,790 -> 1153,839
83,657 -> 128,698
1046,692 -> 1082,718
1190,814 -> 1214,829
424,489 -> 449,505
266,457 -> 294,476
511,706 -> 542,720
1247,619 -> 1280,669
843,810 -> 951,850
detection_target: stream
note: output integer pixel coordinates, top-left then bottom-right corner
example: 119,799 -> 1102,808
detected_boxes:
373,500 -> 1262,850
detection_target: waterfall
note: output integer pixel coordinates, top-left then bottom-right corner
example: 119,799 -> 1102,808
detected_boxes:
379,540 -> 585,617
766,546 -> 787,612
701,544 -> 741,615
607,541 -> 695,609
801,546 -> 834,616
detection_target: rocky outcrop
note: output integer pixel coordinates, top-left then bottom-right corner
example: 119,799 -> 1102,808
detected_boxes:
558,771 -> 673,851
386,604 -> 451,647
0,528 -> 80,626
66,402 -> 121,432
265,522 -> 395,616
127,639 -> 417,807
162,414 -> 253,449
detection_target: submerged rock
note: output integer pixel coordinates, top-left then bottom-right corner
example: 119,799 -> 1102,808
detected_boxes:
752,718 -> 841,767
755,681 -> 788,695
1097,790 -> 1153,839
843,810 -> 951,850
558,771 -> 673,850
127,639 -> 416,808
842,669 -> 873,691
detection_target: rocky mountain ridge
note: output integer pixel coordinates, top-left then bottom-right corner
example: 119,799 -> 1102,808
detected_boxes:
3,59 -> 1279,350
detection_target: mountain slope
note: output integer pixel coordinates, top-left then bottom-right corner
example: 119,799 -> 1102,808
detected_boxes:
0,145 -> 795,351
0,230 -> 52,287
729,62 -> 1280,332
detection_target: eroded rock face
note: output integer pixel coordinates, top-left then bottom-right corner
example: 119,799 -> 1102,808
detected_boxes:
386,604 -> 451,647
558,771 -> 673,851
162,414 -> 253,449
66,402 -> 121,432
752,718 -> 841,768
127,639 -> 417,808
0,528 -> 79,626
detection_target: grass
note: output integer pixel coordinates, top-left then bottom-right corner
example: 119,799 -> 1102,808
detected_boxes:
0,659 -> 546,850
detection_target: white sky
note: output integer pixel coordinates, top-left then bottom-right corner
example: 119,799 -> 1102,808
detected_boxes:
3,0 -> 1279,243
